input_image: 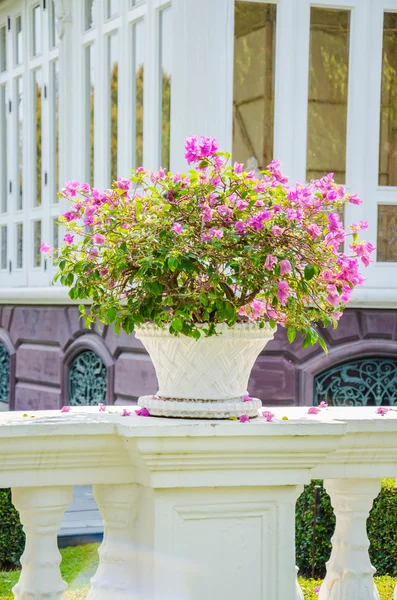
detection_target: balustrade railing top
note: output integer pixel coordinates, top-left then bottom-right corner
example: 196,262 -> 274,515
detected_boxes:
0,407 -> 395,600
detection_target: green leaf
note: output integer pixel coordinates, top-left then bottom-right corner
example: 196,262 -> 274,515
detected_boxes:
304,265 -> 315,281
168,257 -> 179,272
287,327 -> 297,344
269,319 -> 276,329
171,317 -> 183,332
199,294 -> 208,307
107,308 -> 117,323
192,329 -> 201,340
318,337 -> 328,354
302,332 -> 312,348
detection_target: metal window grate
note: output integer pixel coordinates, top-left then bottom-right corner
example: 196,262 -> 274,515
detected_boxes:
314,357 -> 397,406
69,350 -> 107,406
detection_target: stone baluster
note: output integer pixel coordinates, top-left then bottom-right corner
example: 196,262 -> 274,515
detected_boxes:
296,566 -> 304,600
87,484 -> 138,600
319,479 -> 381,600
11,486 -> 73,600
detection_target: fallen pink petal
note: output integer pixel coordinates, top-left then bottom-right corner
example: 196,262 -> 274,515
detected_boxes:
243,394 -> 252,402
60,406 -> 70,413
319,401 -> 328,408
122,409 -> 132,417
263,411 -> 275,422
376,406 -> 389,415
98,403 -> 106,412
135,408 -> 151,417
239,414 -> 250,423
307,406 -> 321,415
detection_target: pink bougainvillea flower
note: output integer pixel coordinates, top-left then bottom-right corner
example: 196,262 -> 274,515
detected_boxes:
235,221 -> 247,235
233,162 -> 244,175
60,406 -> 70,413
243,394 -> 252,402
208,227 -> 224,239
348,193 -> 362,205
306,223 -> 321,239
277,281 -> 290,305
116,178 -> 131,191
265,255 -> 277,271
92,233 -> 106,244
319,401 -> 328,409
122,409 -> 132,417
40,242 -> 51,253
314,586 -> 321,596
307,406 -> 321,415
239,414 -> 250,423
63,233 -> 74,245
279,259 -> 292,275
171,222 -> 183,234
376,406 -> 389,415
236,199 -> 248,210
271,226 -> 285,237
98,403 -> 106,412
263,411 -> 275,422
135,408 -> 150,417
89,247 -> 99,257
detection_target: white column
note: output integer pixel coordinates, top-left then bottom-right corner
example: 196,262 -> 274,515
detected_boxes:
170,0 -> 234,171
319,479 -> 381,600
87,484 -> 138,600
11,486 -> 73,600
131,484 -> 303,600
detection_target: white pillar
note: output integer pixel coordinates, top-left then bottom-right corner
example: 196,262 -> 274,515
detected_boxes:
131,484 -> 303,600
11,486 -> 73,600
170,0 -> 234,171
87,484 -> 138,600
319,479 -> 381,600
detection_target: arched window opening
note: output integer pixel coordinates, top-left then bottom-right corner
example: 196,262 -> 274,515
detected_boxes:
69,350 -> 107,406
0,343 -> 9,404
314,357 -> 397,407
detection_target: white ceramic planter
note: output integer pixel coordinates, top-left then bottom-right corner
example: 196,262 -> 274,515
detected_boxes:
135,322 -> 275,418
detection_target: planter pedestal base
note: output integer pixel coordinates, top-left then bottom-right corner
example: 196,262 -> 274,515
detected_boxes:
137,395 -> 262,419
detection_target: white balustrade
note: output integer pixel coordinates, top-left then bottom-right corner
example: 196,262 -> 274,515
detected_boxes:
12,486 -> 73,600
0,407 -> 396,600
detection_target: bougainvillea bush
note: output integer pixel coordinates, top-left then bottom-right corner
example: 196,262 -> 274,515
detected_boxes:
42,136 -> 374,347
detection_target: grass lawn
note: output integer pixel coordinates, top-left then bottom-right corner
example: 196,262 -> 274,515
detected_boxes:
0,544 -> 395,599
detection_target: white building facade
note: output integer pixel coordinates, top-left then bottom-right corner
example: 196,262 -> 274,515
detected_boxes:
0,0 -> 396,410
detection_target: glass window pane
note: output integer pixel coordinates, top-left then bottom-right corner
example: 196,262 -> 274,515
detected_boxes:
133,20 -> 144,168
16,16 -> 22,65
0,25 -> 6,72
17,76 -> 23,210
0,86 -> 7,213
84,0 -> 94,30
86,44 -> 95,186
377,205 -> 397,262
33,221 -> 41,267
50,0 -> 60,47
306,8 -> 350,183
160,7 -> 172,170
33,5 -> 41,56
233,2 -> 276,170
379,13 -> 397,187
130,0 -> 145,6
53,61 -> 59,201
107,0 -> 119,19
109,33 -> 119,184
16,223 -> 23,269
53,217 -> 59,249
0,226 -> 7,270
34,70 -> 42,207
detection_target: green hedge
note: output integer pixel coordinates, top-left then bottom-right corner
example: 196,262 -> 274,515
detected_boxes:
296,479 -> 397,578
0,489 -> 25,570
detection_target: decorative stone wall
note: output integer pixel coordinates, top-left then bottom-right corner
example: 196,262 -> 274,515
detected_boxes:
0,305 -> 396,410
